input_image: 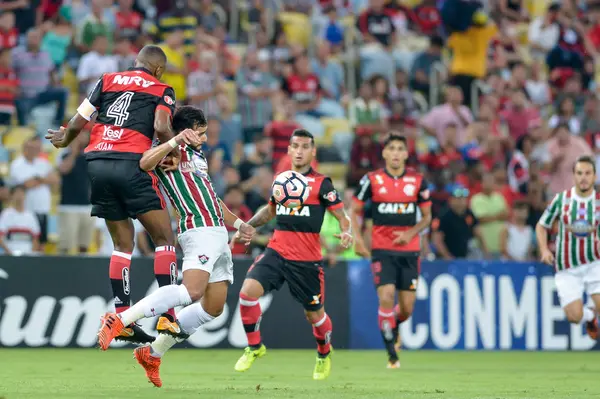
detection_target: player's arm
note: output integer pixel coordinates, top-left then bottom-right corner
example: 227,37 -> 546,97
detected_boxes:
320,178 -> 353,248
246,201 -> 277,228
154,87 -> 177,144
139,129 -> 202,171
399,179 -> 433,242
220,199 -> 255,245
351,174 -> 372,257
0,211 -> 11,255
536,193 -> 561,265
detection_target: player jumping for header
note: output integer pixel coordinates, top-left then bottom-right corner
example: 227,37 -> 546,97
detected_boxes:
96,106 -> 256,387
536,154 -> 600,340
232,129 -> 352,380
46,45 -> 186,343
351,134 -> 432,368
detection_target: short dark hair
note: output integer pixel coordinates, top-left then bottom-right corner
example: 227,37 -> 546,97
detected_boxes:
383,133 -> 407,148
291,129 -> 315,146
225,184 -> 244,196
574,155 -> 597,173
430,35 -> 444,48
172,106 -> 207,133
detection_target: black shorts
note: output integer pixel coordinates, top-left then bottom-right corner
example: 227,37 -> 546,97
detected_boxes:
371,251 -> 420,291
247,248 -> 325,311
87,159 -> 165,221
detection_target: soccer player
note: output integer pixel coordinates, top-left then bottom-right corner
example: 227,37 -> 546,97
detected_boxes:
232,129 -> 353,381
97,106 -> 255,387
45,45 -> 187,343
350,134 -> 432,368
535,155 -> 600,339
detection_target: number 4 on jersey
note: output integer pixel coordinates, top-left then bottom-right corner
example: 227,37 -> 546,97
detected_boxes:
106,91 -> 134,126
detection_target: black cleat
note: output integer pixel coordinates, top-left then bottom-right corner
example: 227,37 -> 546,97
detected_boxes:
114,323 -> 155,344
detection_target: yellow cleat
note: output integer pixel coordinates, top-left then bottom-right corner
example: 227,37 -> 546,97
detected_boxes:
156,316 -> 189,340
313,351 -> 332,380
234,344 -> 267,372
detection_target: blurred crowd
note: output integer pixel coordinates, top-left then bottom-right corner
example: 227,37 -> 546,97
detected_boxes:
0,0 -> 598,263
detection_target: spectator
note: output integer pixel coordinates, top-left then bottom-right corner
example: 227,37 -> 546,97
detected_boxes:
432,185 -> 487,259
204,117 -> 232,166
582,96 -> 600,137
95,218 -> 151,257
9,137 -> 59,248
151,0 -> 201,56
113,36 -> 136,71
160,29 -> 187,102
57,133 -> 94,255
114,0 -> 143,42
346,131 -> 383,189
40,7 -> 73,69
507,134 -> 532,194
348,81 -> 387,135
311,41 -> 345,101
224,184 -> 253,255
0,185 -> 40,256
76,35 -> 117,98
187,50 -> 221,116
264,99 -> 302,167
528,3 -> 560,60
197,0 -> 222,33
546,123 -> 593,195
470,172 -> 509,257
389,69 -> 418,118
500,200 -> 533,261
447,19 -> 497,106
75,0 -> 113,52
500,89 -> 541,141
217,95 -> 243,165
282,54 -> 326,118
319,5 -> 344,51
245,165 -> 274,212
548,96 -> 581,135
236,49 -> 278,143
0,11 -> 17,50
409,35 -> 443,96
36,0 -> 64,24
420,86 -> 473,146
0,175 -> 8,212
239,134 -> 272,186
524,61 -> 551,106
4,0 -> 36,37
0,47 -> 18,125
421,123 -> 463,172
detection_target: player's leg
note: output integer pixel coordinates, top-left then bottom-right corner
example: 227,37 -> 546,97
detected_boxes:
87,159 -> 155,344
583,262 -> 600,339
135,281 -> 230,388
371,254 -> 400,367
285,261 -> 332,380
555,267 -> 595,333
98,228 -> 225,350
393,256 -> 419,356
235,250 -> 284,372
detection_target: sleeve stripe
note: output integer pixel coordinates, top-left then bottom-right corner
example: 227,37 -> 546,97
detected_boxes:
356,177 -> 371,201
327,202 -> 344,211
156,104 -> 172,116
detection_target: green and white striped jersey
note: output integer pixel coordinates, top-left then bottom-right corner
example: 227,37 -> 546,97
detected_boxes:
155,144 -> 224,233
538,187 -> 600,271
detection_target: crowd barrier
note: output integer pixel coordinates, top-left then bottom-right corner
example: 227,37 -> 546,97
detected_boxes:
0,257 -> 596,350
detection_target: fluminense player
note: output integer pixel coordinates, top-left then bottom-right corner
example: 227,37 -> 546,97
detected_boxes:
536,154 -> 599,339
96,106 -> 255,387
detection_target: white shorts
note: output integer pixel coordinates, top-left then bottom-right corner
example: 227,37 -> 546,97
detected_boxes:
177,226 -> 233,284
554,261 -> 600,307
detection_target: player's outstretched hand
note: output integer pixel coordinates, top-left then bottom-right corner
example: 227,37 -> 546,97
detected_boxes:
45,126 -> 68,148
334,231 -> 353,249
392,231 -> 413,246
175,128 -> 202,147
238,223 -> 255,245
540,248 -> 555,265
159,155 -> 179,172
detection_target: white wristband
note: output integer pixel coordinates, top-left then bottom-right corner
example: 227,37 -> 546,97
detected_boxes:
233,219 -> 243,230
168,138 -> 178,149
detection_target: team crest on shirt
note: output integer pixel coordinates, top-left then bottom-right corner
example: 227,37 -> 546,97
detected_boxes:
420,189 -> 430,200
199,255 -> 209,264
163,95 -> 174,105
403,184 -> 416,196
374,175 -> 384,185
324,190 -> 337,202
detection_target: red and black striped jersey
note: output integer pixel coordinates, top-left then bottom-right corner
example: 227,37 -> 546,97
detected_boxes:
84,67 -> 176,160
354,168 -> 431,254
268,168 -> 343,262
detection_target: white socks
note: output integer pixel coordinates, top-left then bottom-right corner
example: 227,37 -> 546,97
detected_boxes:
583,307 -> 595,323
119,285 -> 193,326
150,303 -> 216,357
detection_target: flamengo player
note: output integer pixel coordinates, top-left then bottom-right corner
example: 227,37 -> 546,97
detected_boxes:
97,107 -> 255,387
535,155 -> 599,339
45,45 -> 186,342
232,129 -> 352,380
351,134 -> 432,368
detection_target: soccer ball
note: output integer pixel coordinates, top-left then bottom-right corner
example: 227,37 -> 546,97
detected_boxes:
271,170 -> 310,209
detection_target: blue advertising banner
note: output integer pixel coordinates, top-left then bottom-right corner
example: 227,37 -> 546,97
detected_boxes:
348,260 -> 599,351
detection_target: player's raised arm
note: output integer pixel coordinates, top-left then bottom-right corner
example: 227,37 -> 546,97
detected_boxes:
154,86 -> 178,144
351,174 -> 372,257
536,193 -> 561,265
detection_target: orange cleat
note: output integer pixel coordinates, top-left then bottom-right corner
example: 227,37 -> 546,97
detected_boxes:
97,312 -> 125,351
134,345 -> 162,388
387,360 -> 401,369
586,314 -> 598,340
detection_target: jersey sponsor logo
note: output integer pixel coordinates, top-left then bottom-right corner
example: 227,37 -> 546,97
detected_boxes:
112,74 -> 156,88
180,152 -> 208,176
378,202 -> 416,214
102,125 -> 124,141
566,219 -> 594,237
276,204 -> 311,217
403,184 -> 416,196
94,143 -> 113,151
324,190 -> 337,202
163,95 -> 174,105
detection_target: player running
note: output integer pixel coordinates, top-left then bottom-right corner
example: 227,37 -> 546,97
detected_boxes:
96,106 -> 255,387
45,45 -> 187,343
350,134 -> 432,368
535,155 -> 600,339
231,129 -> 352,380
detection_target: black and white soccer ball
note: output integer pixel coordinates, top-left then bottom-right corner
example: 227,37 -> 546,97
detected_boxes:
271,170 -> 310,209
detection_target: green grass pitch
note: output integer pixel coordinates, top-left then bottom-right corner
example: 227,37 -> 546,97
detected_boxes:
1,349 -> 598,399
